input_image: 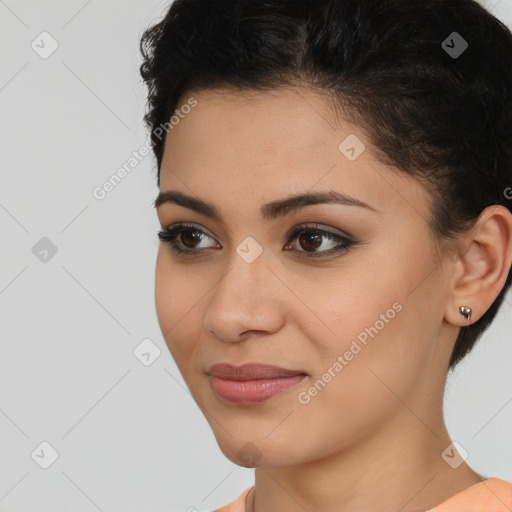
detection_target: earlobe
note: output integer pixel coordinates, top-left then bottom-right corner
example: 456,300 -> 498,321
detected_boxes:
444,205 -> 512,326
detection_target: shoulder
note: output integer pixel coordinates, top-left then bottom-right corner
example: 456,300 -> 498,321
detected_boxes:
212,487 -> 252,512
429,477 -> 512,512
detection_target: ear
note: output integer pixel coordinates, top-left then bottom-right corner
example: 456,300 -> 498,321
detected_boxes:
444,205 -> 512,326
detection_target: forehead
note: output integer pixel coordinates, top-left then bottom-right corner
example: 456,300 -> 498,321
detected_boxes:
166,86 -> 340,155
159,86 -> 430,224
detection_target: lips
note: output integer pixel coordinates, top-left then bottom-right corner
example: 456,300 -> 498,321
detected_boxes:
207,363 -> 306,380
207,363 -> 307,405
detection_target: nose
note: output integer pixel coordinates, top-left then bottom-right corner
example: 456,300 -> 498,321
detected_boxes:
203,250 -> 285,343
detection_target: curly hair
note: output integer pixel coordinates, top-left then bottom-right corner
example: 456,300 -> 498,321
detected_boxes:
139,0 -> 512,369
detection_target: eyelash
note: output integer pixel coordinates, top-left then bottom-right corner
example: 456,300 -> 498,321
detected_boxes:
157,222 -> 357,260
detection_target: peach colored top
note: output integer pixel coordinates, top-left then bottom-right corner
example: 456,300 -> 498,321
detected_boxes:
213,478 -> 512,512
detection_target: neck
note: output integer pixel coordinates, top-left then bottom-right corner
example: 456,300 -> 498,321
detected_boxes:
249,411 -> 482,512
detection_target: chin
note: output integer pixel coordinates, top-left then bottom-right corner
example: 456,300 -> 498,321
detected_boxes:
212,428 -> 303,468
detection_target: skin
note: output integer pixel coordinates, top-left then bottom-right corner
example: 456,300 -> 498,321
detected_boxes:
154,86 -> 512,512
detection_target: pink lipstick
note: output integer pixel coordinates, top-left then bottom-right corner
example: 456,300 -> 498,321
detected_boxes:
207,363 -> 307,405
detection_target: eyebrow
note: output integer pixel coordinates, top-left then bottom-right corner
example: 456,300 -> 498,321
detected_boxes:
154,189 -> 381,222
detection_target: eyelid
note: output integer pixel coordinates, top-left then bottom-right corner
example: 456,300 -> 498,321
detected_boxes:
285,222 -> 355,242
162,221 -> 354,245
161,222 -> 217,240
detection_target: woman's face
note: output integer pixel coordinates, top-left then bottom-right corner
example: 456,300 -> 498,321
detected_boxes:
154,86 -> 456,467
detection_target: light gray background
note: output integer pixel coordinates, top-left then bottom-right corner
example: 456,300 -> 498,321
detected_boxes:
0,1 -> 511,511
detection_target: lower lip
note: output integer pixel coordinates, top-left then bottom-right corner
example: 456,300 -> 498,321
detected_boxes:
209,375 -> 306,405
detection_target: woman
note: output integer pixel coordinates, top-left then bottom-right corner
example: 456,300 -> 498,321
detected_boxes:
139,0 -> 512,510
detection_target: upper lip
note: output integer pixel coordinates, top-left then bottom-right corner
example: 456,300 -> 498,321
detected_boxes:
207,363 -> 307,381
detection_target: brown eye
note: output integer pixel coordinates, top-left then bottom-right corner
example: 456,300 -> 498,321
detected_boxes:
297,232 -> 323,252
157,223 -> 219,255
158,222 -> 357,260
284,224 -> 357,259
180,229 -> 205,249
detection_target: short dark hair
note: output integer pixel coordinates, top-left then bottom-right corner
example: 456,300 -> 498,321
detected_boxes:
139,0 -> 512,369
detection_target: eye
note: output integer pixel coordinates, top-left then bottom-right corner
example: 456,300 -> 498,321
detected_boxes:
157,223 -> 219,255
283,223 -> 356,259
157,222 -> 357,259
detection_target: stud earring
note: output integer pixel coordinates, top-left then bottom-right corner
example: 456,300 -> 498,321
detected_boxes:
459,305 -> 472,321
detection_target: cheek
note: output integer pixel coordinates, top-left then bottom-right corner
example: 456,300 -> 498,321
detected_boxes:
300,262 -> 401,351
154,251 -> 177,334
290,300 -> 421,455
312,256 -> 440,406
301,248 -> 432,382
154,251 -> 200,363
